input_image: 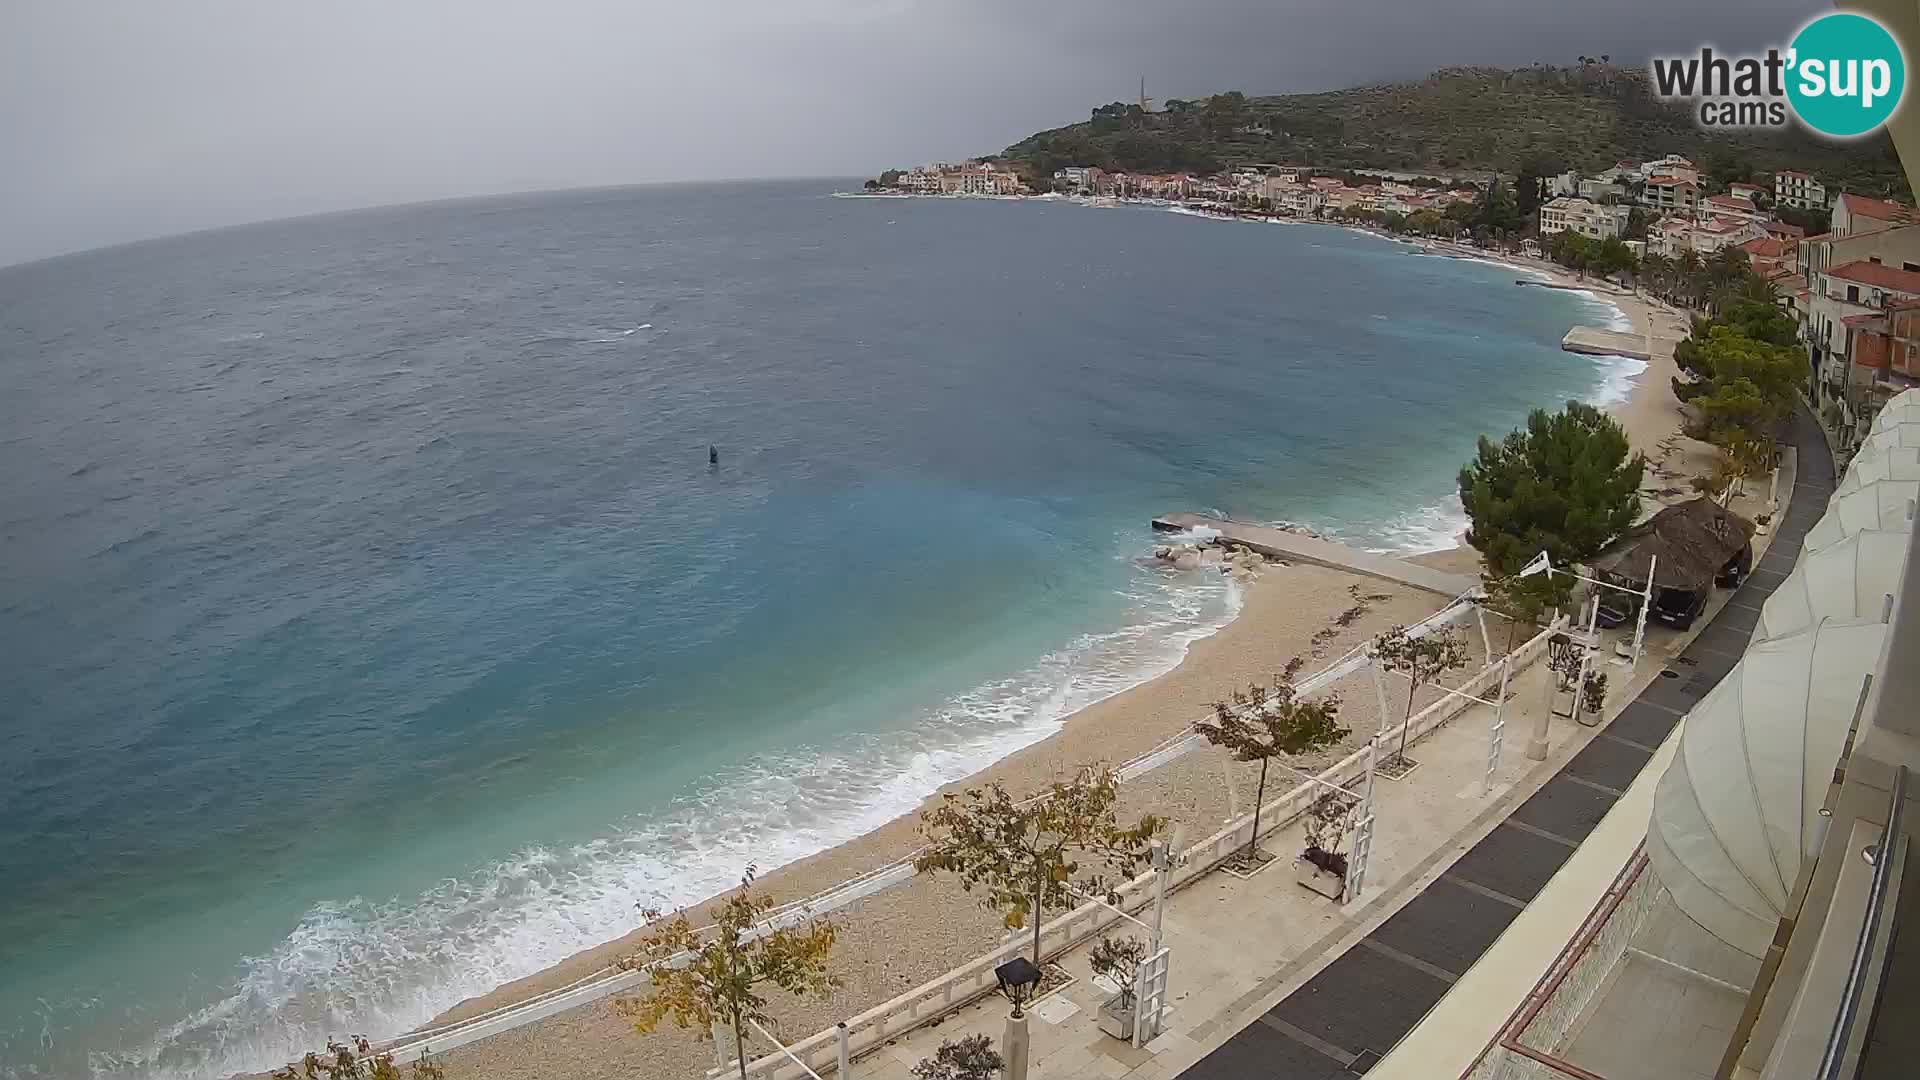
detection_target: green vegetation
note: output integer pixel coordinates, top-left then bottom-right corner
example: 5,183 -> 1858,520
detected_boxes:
1371,625 -> 1470,765
1002,65 -> 1906,197
270,1039 -> 444,1080
913,1035 -> 1004,1080
618,869 -> 838,1080
1088,936 -> 1151,1010
1669,289 -> 1802,499
1642,248 -> 1765,312
1542,231 -> 1638,277
1194,674 -> 1347,866
914,768 -> 1162,966
1457,401 -> 1647,603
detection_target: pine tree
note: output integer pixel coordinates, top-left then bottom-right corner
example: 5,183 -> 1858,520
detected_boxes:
1457,401 -> 1645,603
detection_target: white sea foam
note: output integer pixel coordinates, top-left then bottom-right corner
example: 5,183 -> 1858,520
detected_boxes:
1359,496 -> 1473,555
114,556 -> 1241,1080
1586,355 -> 1651,408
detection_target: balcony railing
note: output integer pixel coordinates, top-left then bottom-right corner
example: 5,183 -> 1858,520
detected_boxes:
1818,765 -> 1909,1080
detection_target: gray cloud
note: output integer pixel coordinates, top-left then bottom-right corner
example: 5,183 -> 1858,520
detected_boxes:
1,0 -> 1829,266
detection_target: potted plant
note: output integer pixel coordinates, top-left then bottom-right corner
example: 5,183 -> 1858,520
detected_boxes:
912,1034 -> 1003,1080
1088,936 -> 1149,1040
1295,790 -> 1353,900
1581,669 -> 1609,723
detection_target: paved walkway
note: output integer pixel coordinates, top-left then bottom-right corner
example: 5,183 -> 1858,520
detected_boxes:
1171,403 -> 1834,1079
1150,513 -> 1478,598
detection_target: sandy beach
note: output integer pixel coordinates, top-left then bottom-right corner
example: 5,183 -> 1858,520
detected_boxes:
392,234 -> 1710,1080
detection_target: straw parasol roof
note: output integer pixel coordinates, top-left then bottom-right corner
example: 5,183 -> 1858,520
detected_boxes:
1591,497 -> 1755,591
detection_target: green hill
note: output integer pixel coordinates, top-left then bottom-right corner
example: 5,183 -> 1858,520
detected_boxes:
1001,65 -> 1908,197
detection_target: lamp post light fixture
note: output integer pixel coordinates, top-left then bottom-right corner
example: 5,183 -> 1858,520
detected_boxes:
995,956 -> 1042,1080
994,956 -> 1043,1019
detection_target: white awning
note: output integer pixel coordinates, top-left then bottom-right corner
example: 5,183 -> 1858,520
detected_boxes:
1870,390 -> 1920,431
1854,423 -> 1920,457
1840,446 -> 1920,493
1648,618 -> 1889,958
1802,479 -> 1918,549
1758,530 -> 1910,640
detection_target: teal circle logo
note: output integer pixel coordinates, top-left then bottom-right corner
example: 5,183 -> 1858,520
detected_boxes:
1787,13 -> 1906,137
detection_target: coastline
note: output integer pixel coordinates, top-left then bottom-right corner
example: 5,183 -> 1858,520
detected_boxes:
398,216 -> 1703,1078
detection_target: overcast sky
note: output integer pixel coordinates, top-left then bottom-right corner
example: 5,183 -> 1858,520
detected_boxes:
2,0 -> 1829,267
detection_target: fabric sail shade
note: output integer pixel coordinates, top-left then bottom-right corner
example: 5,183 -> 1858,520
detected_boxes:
1869,388 -> 1920,431
1839,446 -> 1920,493
1758,530 -> 1910,640
1854,423 -> 1920,457
1802,478 -> 1918,550
1648,618 -> 1889,958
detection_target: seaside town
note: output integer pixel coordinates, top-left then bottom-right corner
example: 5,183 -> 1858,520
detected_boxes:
867,153 -> 1916,452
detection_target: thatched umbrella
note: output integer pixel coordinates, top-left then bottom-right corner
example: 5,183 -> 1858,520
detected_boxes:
1591,497 -> 1756,592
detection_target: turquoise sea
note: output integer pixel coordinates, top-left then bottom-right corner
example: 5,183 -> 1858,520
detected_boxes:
0,182 -> 1638,1078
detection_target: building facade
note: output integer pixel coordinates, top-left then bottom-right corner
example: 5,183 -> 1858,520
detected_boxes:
1540,196 -> 1622,240
1774,169 -> 1828,209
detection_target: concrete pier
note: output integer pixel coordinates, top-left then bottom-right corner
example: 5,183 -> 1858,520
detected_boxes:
1151,512 -> 1479,598
1562,325 -> 1651,361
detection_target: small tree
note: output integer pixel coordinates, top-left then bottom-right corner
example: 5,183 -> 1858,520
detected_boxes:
1194,673 -> 1346,866
1088,935 -> 1150,1008
1480,572 -> 1556,657
915,768 -> 1162,967
1582,669 -> 1610,717
618,869 -> 838,1080
1374,625 -> 1470,765
270,1038 -> 445,1080
912,1035 -> 1004,1080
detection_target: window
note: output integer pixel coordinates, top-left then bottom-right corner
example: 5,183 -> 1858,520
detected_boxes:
1849,285 -> 1861,303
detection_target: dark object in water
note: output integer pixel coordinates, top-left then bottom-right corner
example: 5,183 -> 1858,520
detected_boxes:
709,445 -> 719,465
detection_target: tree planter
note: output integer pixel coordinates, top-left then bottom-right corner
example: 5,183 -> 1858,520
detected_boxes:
1218,847 -> 1279,880
1294,858 -> 1345,899
1374,754 -> 1421,781
1295,847 -> 1348,900
1097,995 -> 1138,1040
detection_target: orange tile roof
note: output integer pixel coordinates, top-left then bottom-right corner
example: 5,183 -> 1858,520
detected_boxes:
1840,193 -> 1913,222
1829,260 -> 1920,292
1741,237 -> 1792,257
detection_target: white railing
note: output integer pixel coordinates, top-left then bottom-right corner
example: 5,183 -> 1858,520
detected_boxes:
727,621 -> 1561,1079
378,590 -> 1509,1068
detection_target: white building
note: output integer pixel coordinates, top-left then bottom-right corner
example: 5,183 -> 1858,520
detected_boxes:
1540,196 -> 1622,240
1642,175 -> 1700,214
1642,154 -> 1699,183
1651,214 -> 1764,257
1775,169 -> 1828,209
1832,192 -> 1914,238
1701,193 -> 1766,223
1579,177 -> 1627,203
1053,167 -> 1103,191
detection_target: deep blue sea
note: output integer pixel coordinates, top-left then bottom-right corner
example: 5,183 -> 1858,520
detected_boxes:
0,182 -> 1638,1078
